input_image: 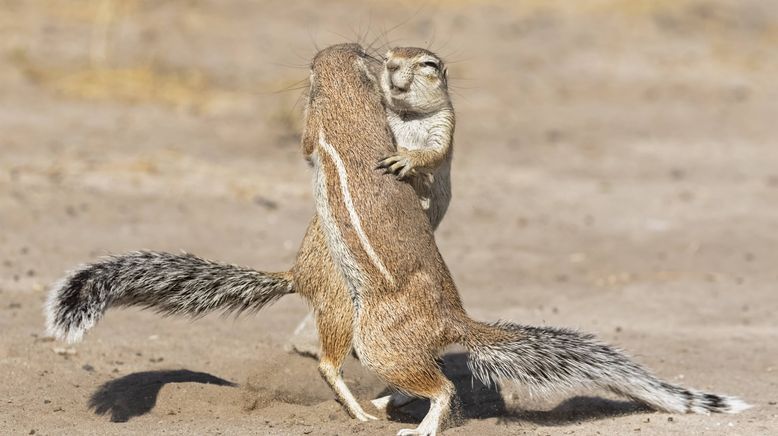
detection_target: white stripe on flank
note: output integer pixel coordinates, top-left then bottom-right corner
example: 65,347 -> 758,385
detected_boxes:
318,130 -> 395,285
313,152 -> 364,308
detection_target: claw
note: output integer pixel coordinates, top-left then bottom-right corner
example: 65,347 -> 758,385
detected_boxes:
388,161 -> 405,173
377,153 -> 417,180
376,157 -> 393,169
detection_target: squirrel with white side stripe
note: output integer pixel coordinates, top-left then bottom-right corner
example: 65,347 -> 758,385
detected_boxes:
287,46 -> 455,356
45,45 -> 457,423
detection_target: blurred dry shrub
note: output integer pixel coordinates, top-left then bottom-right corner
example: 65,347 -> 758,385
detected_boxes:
16,59 -> 246,114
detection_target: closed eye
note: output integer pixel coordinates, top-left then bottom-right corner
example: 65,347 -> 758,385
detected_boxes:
421,61 -> 440,70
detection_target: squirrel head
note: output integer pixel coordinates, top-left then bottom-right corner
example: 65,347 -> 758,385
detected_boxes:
381,47 -> 450,115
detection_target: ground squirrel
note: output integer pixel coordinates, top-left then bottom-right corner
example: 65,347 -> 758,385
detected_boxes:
46,46 -> 453,423
377,47 -> 454,230
306,44 -> 747,435
288,46 -> 454,356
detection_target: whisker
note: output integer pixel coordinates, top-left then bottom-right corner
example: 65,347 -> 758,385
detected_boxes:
268,61 -> 310,70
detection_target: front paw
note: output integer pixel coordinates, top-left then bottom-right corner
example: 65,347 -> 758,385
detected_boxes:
376,153 -> 416,179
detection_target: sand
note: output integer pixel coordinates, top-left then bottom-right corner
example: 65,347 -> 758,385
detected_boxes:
1,0 -> 777,434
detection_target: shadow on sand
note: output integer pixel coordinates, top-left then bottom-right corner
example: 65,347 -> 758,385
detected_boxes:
88,369 -> 237,422
89,354 -> 649,426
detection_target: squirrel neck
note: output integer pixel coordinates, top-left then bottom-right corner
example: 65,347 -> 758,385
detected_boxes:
387,104 -> 453,122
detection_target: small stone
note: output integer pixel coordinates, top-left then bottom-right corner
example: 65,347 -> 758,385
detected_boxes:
52,347 -> 77,356
669,168 -> 686,180
668,417 -> 674,422
253,196 -> 278,210
43,400 -> 51,404
82,364 -> 95,372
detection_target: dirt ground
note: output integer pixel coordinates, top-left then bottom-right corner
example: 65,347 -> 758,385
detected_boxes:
1,0 -> 777,434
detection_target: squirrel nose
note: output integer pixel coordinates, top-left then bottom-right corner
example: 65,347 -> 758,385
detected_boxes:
390,75 -> 410,93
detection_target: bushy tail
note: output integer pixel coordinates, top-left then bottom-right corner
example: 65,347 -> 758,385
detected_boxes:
464,320 -> 750,414
45,251 -> 293,343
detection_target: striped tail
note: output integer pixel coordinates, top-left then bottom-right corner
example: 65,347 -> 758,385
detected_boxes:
464,320 -> 750,414
45,251 -> 293,343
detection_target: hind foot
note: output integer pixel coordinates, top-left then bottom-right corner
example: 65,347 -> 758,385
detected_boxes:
371,392 -> 415,410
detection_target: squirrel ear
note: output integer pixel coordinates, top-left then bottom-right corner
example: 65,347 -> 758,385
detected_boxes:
442,67 -> 448,84
356,58 -> 378,87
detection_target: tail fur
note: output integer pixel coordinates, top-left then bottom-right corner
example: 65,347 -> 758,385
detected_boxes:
464,320 -> 750,414
45,251 -> 293,343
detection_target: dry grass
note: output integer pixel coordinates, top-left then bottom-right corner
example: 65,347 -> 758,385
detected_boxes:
16,59 -> 245,113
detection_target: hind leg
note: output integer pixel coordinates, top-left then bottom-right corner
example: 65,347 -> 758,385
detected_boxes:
357,337 -> 453,433
293,217 -> 376,421
315,302 -> 377,421
377,359 -> 454,436
355,274 -> 457,434
397,388 -> 452,436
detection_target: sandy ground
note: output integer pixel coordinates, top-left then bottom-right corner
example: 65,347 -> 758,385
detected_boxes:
1,0 -> 778,434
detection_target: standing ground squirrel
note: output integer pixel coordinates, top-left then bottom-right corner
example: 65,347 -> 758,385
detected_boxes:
306,44 -> 748,435
45,45 -> 455,423
287,46 -> 455,356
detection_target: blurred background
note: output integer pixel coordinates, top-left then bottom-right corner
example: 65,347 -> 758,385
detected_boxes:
1,1 -> 777,434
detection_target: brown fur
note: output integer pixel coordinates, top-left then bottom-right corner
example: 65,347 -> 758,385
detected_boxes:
289,45 -> 457,423
305,43 -> 474,434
